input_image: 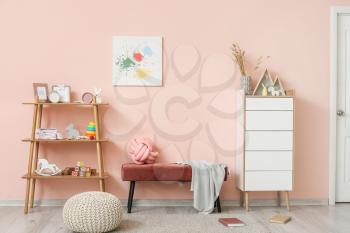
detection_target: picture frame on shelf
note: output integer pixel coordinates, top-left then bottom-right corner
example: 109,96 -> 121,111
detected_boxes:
33,83 -> 49,102
52,85 -> 71,103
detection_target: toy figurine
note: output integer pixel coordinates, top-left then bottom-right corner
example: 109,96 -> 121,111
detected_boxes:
261,83 -> 268,96
73,161 -> 94,177
77,161 -> 85,167
268,86 -> 283,96
94,87 -> 102,104
65,123 -> 80,140
35,159 -> 62,176
62,167 -> 74,176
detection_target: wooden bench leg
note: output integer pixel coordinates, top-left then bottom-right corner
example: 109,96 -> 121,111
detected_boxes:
240,190 -> 244,207
216,196 -> 221,213
127,181 -> 136,213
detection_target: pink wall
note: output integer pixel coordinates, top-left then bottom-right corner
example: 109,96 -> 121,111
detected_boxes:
0,0 -> 348,201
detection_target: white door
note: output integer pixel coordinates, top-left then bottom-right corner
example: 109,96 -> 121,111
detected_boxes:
336,14 -> 350,202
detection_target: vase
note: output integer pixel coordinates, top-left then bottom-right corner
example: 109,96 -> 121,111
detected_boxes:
240,76 -> 252,94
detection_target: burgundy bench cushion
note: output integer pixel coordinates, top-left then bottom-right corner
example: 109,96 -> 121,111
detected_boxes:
121,163 -> 227,181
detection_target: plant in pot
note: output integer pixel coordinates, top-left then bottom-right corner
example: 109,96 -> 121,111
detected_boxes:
231,43 -> 251,94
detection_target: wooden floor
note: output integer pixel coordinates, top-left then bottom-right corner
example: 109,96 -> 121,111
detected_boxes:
1,204 -> 350,233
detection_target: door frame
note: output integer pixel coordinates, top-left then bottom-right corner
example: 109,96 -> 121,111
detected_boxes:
329,6 -> 350,205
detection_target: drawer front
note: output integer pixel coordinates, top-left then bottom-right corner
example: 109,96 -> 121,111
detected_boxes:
245,151 -> 293,171
245,171 -> 292,191
245,111 -> 293,130
246,98 -> 293,110
245,131 -> 293,150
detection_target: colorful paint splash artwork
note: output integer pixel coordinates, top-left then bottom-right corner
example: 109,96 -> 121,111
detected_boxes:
112,36 -> 162,86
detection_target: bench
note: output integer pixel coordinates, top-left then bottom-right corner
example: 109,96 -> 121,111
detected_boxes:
121,163 -> 227,213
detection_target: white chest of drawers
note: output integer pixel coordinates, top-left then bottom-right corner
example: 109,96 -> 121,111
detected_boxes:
235,91 -> 294,210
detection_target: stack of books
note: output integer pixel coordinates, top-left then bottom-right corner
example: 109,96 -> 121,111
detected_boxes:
35,128 -> 60,140
270,215 -> 291,224
218,218 -> 245,227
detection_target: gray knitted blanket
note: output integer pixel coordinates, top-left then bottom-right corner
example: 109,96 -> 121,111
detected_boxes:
178,160 -> 226,214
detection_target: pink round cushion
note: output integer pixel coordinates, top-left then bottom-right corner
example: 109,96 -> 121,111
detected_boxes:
127,137 -> 159,165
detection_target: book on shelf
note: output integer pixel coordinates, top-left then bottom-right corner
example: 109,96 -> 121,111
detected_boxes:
218,218 -> 245,227
269,215 -> 291,224
35,128 -> 63,140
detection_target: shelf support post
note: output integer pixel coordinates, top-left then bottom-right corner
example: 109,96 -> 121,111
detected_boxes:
24,103 -> 39,214
93,97 -> 105,192
29,104 -> 43,208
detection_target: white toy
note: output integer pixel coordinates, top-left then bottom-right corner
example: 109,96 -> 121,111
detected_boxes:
261,83 -> 268,96
93,88 -> 102,104
66,123 -> 80,139
35,159 -> 62,176
56,132 -> 64,140
268,86 -> 283,96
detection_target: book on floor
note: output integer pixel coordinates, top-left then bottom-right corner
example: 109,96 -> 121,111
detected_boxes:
218,218 -> 245,227
270,215 -> 291,224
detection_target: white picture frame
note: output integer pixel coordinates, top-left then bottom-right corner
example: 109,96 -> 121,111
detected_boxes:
52,85 -> 71,103
33,83 -> 49,102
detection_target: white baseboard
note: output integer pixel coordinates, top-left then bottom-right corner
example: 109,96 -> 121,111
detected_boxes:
0,199 -> 66,207
0,198 -> 329,207
129,199 -> 329,207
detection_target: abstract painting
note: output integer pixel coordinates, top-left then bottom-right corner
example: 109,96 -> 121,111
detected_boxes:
112,36 -> 162,86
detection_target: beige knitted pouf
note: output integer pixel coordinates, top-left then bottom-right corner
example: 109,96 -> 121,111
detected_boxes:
63,191 -> 123,233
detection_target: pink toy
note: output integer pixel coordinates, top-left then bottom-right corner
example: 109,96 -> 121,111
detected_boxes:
127,137 -> 159,164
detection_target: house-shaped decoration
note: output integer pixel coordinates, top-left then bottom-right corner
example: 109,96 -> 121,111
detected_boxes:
252,69 -> 274,96
273,76 -> 286,96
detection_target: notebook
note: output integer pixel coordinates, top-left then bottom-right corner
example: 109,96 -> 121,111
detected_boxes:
270,215 -> 291,224
218,218 -> 245,227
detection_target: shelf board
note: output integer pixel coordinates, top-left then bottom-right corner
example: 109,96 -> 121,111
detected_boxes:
22,173 -> 109,179
245,95 -> 294,98
22,138 -> 109,143
22,102 -> 108,106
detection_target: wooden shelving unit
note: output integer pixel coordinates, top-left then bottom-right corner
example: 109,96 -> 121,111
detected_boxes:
22,98 -> 108,214
22,173 -> 109,179
22,138 -> 108,143
23,102 -> 109,106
